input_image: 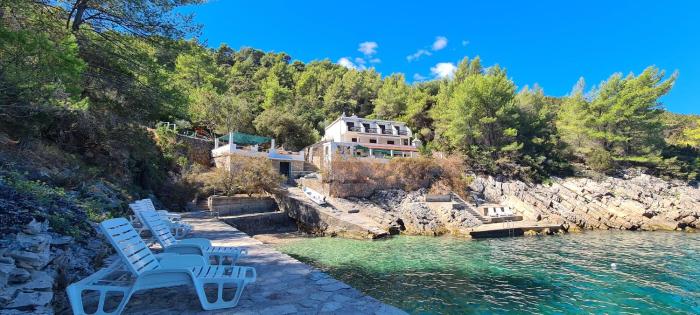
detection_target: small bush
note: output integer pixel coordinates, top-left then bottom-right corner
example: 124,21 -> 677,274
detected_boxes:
192,156 -> 284,197
326,156 -> 471,197
586,148 -> 615,173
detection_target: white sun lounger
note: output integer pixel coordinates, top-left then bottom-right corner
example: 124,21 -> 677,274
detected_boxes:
501,207 -> 515,216
135,198 -> 183,222
137,210 -> 247,265
487,207 -> 498,217
66,218 -> 256,315
130,202 -> 192,238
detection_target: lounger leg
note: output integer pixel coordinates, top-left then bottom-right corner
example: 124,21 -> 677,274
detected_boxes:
67,284 -> 133,315
193,280 -> 246,310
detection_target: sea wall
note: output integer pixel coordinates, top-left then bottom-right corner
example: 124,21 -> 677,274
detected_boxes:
208,195 -> 277,216
272,190 -> 386,239
470,173 -> 700,232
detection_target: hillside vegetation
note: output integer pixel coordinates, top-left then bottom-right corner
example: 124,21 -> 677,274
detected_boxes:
1,0 -> 699,209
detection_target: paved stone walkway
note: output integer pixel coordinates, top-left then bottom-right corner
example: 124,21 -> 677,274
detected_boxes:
122,215 -> 406,315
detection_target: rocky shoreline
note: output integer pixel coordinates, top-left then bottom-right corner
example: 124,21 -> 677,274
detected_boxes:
471,173 -> 699,232
1,171 -> 698,313
313,172 -> 699,237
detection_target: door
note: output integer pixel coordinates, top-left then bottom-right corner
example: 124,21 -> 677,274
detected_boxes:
279,161 -> 291,178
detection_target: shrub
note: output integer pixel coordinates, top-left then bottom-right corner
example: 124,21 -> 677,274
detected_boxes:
194,156 -> 284,197
325,156 -> 471,197
586,148 -> 615,174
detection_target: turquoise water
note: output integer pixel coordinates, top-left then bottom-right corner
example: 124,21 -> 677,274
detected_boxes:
276,232 -> 700,314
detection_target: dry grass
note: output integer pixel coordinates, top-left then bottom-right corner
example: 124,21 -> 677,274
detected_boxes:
189,156 -> 284,197
324,156 -> 471,197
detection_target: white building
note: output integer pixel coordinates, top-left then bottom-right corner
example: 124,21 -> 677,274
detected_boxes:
305,114 -> 422,167
212,132 -> 306,178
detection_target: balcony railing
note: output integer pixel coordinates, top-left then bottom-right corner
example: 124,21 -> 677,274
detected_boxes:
397,130 -> 408,135
348,126 -> 362,132
381,129 -> 393,135
365,128 -> 377,133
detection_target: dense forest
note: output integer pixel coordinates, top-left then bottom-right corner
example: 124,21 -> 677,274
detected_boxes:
1,0 -> 699,201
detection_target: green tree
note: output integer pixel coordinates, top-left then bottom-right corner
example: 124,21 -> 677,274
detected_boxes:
433,66 -> 521,172
373,73 -> 409,120
557,67 -> 677,166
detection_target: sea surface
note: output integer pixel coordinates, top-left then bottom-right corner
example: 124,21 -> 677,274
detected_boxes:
276,231 -> 700,314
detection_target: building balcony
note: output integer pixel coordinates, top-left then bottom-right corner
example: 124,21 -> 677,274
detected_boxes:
397,130 -> 408,135
348,126 -> 362,132
380,129 -> 393,135
364,128 -> 378,133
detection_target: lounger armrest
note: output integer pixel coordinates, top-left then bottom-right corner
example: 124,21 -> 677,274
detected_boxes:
177,238 -> 212,248
159,254 -> 207,268
155,253 -> 187,261
163,243 -> 205,256
158,210 -> 182,218
245,266 -> 257,283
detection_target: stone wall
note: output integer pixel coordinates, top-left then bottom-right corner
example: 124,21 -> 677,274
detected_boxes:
221,212 -> 296,235
470,173 -> 700,232
177,135 -> 213,166
273,190 -> 386,239
0,219 -> 109,314
208,195 -> 277,216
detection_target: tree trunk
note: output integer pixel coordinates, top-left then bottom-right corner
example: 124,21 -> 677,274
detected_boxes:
70,0 -> 89,32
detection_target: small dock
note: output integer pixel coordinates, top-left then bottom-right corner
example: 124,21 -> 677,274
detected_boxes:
122,213 -> 405,314
276,187 -> 390,239
466,221 -> 563,239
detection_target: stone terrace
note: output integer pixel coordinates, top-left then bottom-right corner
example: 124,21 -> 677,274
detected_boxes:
122,214 -> 406,315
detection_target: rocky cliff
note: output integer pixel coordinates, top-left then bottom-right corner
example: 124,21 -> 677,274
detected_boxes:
0,177 -> 114,314
469,172 -> 700,232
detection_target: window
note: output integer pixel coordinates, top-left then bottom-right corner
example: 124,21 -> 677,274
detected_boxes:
403,139 -> 409,146
387,140 -> 395,145
351,138 -> 357,142
369,139 -> 377,144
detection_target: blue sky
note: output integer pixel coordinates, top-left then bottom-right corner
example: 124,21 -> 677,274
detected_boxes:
182,0 -> 699,114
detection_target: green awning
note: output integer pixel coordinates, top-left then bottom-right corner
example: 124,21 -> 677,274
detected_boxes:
218,132 -> 271,145
372,149 -> 392,155
355,145 -> 370,151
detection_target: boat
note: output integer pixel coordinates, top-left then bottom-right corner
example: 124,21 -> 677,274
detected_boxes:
303,186 -> 327,205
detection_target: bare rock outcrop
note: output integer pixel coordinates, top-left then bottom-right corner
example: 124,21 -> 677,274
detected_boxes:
470,172 -> 700,232
360,189 -> 483,236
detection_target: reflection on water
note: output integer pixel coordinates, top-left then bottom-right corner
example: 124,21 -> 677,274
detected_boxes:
276,231 -> 700,314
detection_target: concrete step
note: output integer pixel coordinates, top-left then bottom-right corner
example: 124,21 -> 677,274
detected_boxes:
220,211 -> 297,236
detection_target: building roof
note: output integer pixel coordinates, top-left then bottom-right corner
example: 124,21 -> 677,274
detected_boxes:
218,132 -> 271,145
324,114 -> 408,131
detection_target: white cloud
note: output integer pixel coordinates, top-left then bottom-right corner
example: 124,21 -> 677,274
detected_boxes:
431,62 -> 457,79
432,36 -> 448,51
413,73 -> 428,81
338,57 -> 357,70
406,49 -> 432,62
461,40 -> 469,47
358,41 -> 378,56
338,57 -> 369,70
369,58 -> 381,64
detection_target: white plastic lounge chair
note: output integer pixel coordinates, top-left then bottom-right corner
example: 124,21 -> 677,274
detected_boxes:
487,207 -> 498,217
129,202 -> 192,238
66,218 -> 256,315
303,186 -> 327,205
502,207 -> 515,216
135,198 -> 183,222
138,210 -> 247,265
